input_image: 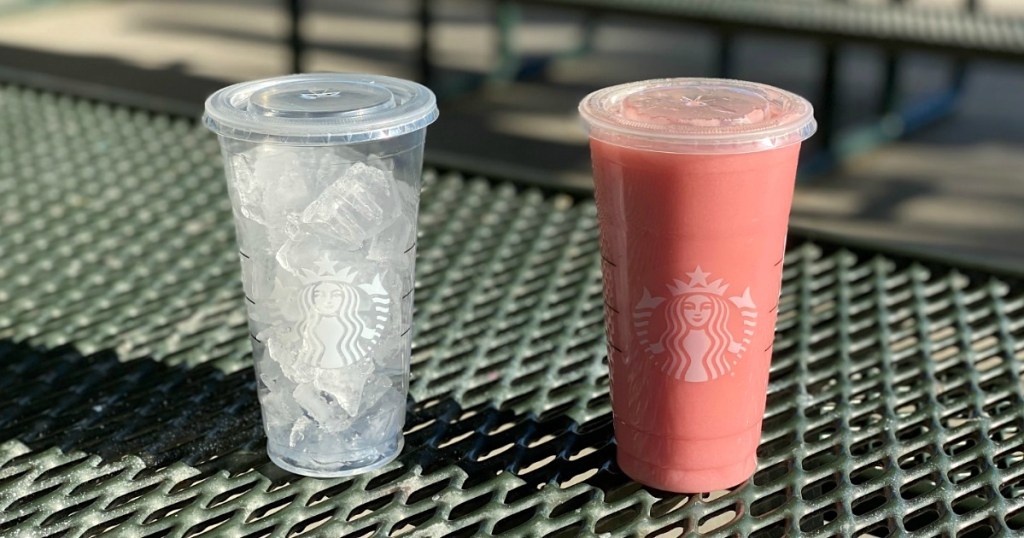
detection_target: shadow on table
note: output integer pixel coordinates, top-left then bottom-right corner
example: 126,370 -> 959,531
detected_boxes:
0,339 -> 265,471
0,339 -> 629,494
1,336 -> 775,524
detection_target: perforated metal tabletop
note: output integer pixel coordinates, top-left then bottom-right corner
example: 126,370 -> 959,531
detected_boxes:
0,85 -> 1023,537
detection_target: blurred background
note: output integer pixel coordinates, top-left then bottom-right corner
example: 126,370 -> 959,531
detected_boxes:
0,0 -> 1021,269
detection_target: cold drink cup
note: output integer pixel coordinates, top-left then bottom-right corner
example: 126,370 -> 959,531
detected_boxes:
204,74 -> 438,477
579,78 -> 816,492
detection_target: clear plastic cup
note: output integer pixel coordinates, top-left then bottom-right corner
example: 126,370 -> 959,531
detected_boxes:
579,78 -> 815,492
204,73 -> 438,477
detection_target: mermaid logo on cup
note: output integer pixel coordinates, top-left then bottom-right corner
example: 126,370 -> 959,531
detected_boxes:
296,255 -> 390,369
634,266 -> 757,382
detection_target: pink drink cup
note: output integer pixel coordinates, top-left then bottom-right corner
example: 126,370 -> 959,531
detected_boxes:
580,78 -> 816,492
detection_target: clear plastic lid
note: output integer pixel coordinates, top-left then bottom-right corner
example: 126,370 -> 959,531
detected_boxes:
579,78 -> 816,154
203,73 -> 438,145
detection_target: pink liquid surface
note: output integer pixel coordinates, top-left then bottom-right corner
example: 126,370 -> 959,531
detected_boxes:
591,138 -> 801,492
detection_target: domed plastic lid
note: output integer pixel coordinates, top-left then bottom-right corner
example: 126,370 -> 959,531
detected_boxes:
579,78 -> 815,154
203,73 -> 438,145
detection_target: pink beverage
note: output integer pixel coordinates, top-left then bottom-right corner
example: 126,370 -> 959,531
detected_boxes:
579,79 -> 816,492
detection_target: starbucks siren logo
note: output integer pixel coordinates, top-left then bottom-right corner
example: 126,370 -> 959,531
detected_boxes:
634,266 -> 757,382
295,255 -> 390,369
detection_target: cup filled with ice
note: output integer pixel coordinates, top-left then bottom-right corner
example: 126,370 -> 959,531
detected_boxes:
203,74 -> 438,477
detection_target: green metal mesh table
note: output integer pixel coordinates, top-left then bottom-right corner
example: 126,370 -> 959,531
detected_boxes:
0,85 -> 1023,537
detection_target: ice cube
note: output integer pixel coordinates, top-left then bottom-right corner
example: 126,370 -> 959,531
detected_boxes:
261,326 -> 314,384
367,213 -> 415,264
289,415 -> 313,447
292,382 -> 354,433
249,277 -> 303,328
229,146 -> 318,229
313,360 -> 374,417
301,162 -> 399,247
258,381 -> 302,433
262,213 -> 302,255
239,249 -> 279,304
228,153 -> 266,224
254,150 -> 314,226
276,229 -> 359,277
257,350 -> 289,392
312,150 -> 354,194
346,384 -> 405,450
232,213 -> 270,255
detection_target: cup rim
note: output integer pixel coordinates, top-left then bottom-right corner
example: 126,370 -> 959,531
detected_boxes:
203,73 -> 439,146
579,78 -> 816,154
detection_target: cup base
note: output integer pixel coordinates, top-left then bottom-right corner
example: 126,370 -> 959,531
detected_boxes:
617,449 -> 756,493
267,435 -> 404,478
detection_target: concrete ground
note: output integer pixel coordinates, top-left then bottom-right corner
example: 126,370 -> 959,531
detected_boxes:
0,0 -> 1021,272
